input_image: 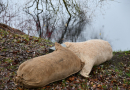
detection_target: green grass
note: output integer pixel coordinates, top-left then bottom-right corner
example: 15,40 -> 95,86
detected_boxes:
126,72 -> 130,77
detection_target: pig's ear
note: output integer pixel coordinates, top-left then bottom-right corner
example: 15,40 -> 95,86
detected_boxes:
55,42 -> 61,50
64,42 -> 71,48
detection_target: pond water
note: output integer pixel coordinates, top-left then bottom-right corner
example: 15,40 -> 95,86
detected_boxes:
2,0 -> 130,51
87,0 -> 130,51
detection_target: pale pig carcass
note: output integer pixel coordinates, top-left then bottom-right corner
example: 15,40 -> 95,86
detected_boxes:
64,39 -> 113,77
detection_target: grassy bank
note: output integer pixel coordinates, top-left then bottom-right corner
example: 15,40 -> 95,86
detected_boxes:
0,29 -> 130,90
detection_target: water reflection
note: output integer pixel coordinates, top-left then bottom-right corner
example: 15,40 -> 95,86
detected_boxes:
88,0 -> 130,51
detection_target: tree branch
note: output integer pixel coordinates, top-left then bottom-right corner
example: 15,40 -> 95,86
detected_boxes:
62,0 -> 71,17
58,16 -> 71,44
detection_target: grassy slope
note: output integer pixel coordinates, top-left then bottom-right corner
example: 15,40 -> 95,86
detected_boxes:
0,29 -> 54,89
0,29 -> 130,90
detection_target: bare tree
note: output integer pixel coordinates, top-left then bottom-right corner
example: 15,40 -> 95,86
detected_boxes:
0,0 -> 106,42
0,0 -> 19,26
58,9 -> 89,43
0,0 -> 31,35
0,0 -> 8,14
24,0 -> 89,43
